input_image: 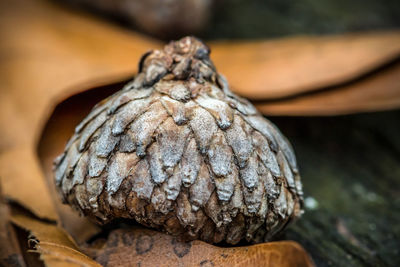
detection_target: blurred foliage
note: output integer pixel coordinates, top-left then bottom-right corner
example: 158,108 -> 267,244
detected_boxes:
203,0 -> 400,39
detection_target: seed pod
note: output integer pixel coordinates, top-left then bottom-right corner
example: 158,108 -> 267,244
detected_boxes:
54,37 -> 304,244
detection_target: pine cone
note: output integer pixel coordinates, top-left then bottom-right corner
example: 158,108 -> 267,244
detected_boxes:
54,37 -> 303,244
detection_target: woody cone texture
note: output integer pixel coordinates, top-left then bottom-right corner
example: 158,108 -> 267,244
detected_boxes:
54,37 -> 304,244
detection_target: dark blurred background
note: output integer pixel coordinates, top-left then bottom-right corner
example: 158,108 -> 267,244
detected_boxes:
59,0 -> 400,40
206,0 -> 400,39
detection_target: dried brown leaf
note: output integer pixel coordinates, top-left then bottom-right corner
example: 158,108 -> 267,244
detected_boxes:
255,61 -> 400,115
211,32 -> 400,100
0,0 -> 161,150
84,227 -> 315,267
0,195 -> 26,267
0,0 -> 159,225
11,213 -> 101,267
0,148 -> 58,221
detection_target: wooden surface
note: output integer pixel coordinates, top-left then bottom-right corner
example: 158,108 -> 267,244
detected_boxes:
270,111 -> 400,266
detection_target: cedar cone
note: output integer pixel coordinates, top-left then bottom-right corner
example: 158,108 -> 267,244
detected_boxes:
54,37 -> 304,244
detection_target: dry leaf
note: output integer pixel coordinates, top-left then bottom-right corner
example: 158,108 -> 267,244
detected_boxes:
255,61 -> 400,115
0,0 -> 160,149
210,32 -> 400,100
11,213 -> 101,267
1,0 -> 399,136
0,193 -> 26,267
10,211 -> 314,267
83,227 -> 315,267
0,0 -> 159,221
0,148 -> 58,221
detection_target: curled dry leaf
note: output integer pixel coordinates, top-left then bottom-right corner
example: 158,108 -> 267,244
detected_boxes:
0,148 -> 58,221
0,0 -> 160,223
0,192 -> 26,267
11,213 -> 101,267
255,61 -> 400,116
84,227 -> 315,267
210,31 -> 400,100
10,212 -> 314,267
1,0 -> 399,135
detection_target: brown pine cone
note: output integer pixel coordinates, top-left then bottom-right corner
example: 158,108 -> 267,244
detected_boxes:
54,37 -> 303,244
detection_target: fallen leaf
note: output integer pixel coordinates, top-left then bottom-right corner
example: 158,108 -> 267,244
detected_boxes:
10,210 -> 315,266
83,227 -> 315,267
0,148 -> 58,221
255,60 -> 400,115
11,213 -> 101,267
0,0 -> 161,150
0,192 -> 26,267
0,0 -> 159,221
210,32 -> 400,100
